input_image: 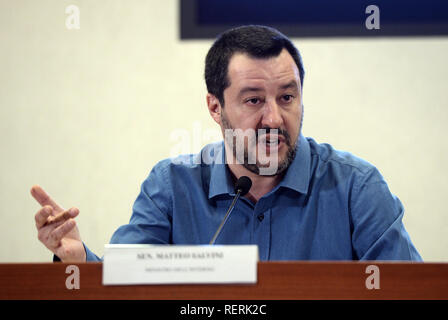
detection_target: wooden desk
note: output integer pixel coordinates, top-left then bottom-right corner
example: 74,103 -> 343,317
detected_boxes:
0,262 -> 447,300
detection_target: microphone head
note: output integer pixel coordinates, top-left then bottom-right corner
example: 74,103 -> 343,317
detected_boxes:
235,176 -> 252,196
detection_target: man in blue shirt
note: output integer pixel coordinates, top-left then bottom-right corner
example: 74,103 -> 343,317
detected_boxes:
31,25 -> 421,262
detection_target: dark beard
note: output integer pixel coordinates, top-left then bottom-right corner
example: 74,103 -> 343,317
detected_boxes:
221,113 -> 298,176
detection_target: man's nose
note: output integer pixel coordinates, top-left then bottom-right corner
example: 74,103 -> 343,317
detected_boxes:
261,100 -> 283,129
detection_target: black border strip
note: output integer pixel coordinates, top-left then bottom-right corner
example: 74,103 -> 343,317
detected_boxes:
180,0 -> 448,39
1,300 -> 446,318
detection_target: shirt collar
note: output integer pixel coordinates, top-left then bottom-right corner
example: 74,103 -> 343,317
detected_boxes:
207,134 -> 311,199
277,133 -> 311,195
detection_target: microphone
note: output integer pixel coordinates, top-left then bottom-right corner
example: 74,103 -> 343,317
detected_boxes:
209,176 -> 252,245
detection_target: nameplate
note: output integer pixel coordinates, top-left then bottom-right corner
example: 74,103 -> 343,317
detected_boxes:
102,244 -> 259,285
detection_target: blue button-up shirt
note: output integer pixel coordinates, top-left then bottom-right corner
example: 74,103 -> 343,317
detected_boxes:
85,134 -> 422,261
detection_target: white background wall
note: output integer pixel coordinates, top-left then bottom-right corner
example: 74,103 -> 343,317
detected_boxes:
0,0 -> 446,262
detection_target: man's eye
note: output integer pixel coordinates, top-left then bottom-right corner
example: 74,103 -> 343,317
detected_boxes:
246,98 -> 261,105
282,95 -> 294,102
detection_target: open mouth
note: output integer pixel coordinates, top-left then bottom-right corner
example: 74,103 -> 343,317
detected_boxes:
258,134 -> 285,150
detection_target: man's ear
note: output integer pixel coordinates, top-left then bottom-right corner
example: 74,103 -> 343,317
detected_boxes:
206,93 -> 222,125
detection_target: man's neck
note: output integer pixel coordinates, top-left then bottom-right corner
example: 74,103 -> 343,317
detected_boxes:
226,159 -> 283,204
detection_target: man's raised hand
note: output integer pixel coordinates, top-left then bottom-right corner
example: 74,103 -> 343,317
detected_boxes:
31,185 -> 86,262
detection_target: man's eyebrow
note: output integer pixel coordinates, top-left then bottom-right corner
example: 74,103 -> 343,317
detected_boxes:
238,80 -> 299,96
238,86 -> 264,96
280,80 -> 299,90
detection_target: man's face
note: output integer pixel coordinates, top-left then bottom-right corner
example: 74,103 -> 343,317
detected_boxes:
218,49 -> 303,176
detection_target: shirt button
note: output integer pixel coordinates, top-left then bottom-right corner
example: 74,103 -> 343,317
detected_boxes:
258,214 -> 264,222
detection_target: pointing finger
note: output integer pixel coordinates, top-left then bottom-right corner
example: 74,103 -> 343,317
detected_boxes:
30,185 -> 64,213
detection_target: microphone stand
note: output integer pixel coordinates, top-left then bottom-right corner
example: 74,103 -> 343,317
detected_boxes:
209,188 -> 243,245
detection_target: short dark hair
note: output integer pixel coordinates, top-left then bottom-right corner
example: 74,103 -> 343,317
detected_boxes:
205,25 -> 305,107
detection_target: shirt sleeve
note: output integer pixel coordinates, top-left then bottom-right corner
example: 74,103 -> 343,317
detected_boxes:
350,167 -> 422,261
84,243 -> 102,261
108,160 -> 173,245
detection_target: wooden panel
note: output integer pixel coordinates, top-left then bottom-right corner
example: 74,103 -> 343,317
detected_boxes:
0,262 -> 447,300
